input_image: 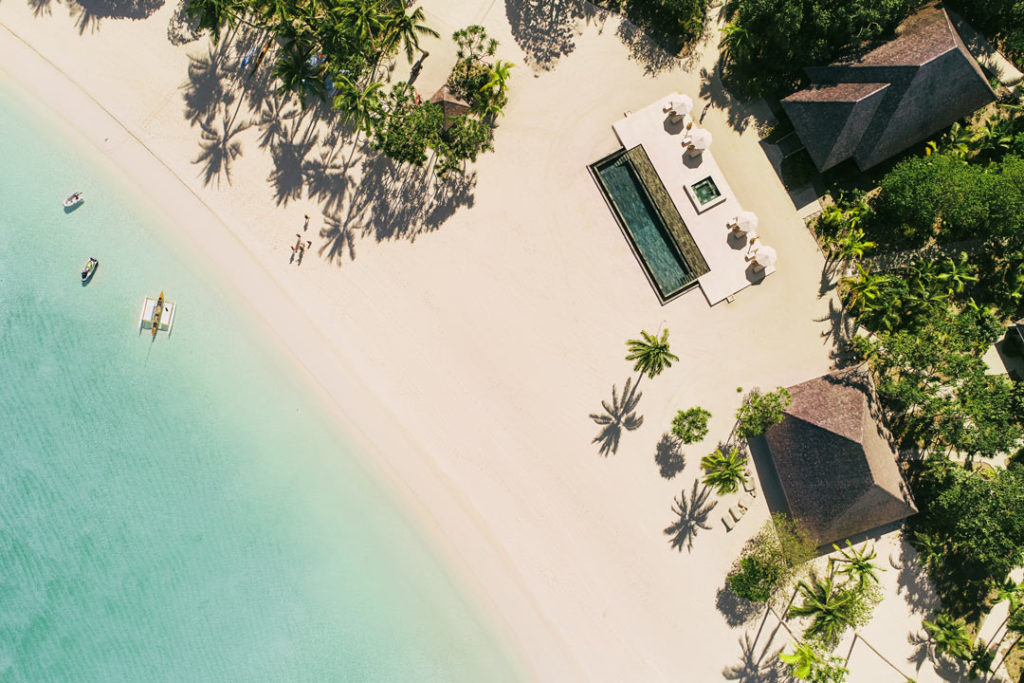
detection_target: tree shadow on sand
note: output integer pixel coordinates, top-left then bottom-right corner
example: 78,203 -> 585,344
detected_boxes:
664,480 -> 717,552
654,432 -> 685,479
183,48 -> 236,128
722,630 -> 787,683
167,0 -> 200,45
716,579 -> 765,628
589,377 -> 643,457
504,0 -> 608,71
66,0 -> 164,33
193,106 -> 252,186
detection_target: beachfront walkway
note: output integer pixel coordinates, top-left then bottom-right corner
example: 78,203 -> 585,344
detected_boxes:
612,93 -> 775,305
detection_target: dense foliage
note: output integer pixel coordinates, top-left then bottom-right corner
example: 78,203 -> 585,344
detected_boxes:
727,514 -> 815,602
700,447 -> 747,494
909,459 -> 1024,617
735,387 -> 791,440
184,0 -> 507,174
719,0 -> 912,95
594,0 -> 711,51
780,639 -> 850,683
671,406 -> 711,444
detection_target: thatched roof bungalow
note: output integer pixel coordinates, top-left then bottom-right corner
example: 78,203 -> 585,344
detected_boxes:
763,369 -> 917,546
781,3 -> 995,172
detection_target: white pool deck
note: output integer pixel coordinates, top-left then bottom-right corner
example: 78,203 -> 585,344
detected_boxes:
612,93 -> 776,305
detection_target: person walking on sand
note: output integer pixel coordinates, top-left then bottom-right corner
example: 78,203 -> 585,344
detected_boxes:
290,233 -> 302,263
297,240 -> 312,265
303,214 -> 310,231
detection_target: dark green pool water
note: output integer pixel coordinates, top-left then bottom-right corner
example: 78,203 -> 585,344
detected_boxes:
597,157 -> 692,297
691,177 -> 721,205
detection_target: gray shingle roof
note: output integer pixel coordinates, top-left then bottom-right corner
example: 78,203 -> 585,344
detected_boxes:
781,3 -> 995,171
763,369 -> 917,546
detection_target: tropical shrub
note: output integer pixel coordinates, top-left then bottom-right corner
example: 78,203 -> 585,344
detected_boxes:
701,447 -> 747,494
671,406 -> 711,444
727,514 -> 815,602
735,387 -> 791,440
780,639 -> 849,682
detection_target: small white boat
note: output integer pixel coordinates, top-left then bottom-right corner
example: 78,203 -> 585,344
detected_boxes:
64,191 -> 84,209
80,257 -> 98,284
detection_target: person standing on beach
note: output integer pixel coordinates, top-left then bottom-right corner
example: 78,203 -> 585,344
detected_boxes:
303,214 -> 310,231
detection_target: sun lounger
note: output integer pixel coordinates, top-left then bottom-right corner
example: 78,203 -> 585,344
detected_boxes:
738,495 -> 754,511
722,515 -> 735,531
730,506 -> 743,522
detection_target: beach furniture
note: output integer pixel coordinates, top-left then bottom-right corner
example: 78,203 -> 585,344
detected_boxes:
722,515 -> 735,531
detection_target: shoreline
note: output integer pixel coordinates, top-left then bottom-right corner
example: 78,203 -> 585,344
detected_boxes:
0,20 -> 574,681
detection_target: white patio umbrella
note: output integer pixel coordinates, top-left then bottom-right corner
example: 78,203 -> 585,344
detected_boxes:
753,245 -> 777,269
735,211 -> 759,234
689,128 -> 712,151
667,94 -> 694,116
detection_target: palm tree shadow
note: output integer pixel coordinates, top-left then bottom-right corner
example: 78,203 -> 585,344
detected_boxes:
304,149 -> 349,215
589,377 -> 643,457
67,0 -> 164,33
503,0 -> 607,71
182,48 -> 235,128
722,630 -> 786,683
267,115 -> 317,206
654,432 -> 685,479
167,0 -> 200,45
193,107 -> 252,187
318,214 -> 357,265
664,480 -> 717,552
814,298 -> 856,366
28,0 -> 58,17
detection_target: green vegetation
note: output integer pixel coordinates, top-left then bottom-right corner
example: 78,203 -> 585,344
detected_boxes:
700,447 -> 747,495
671,406 -> 711,444
907,459 -> 1024,618
923,612 -> 972,660
735,387 -> 792,440
727,514 -> 815,602
719,0 -> 912,95
780,639 -> 849,683
183,0 -> 507,174
625,329 -> 679,381
593,0 -> 711,52
788,568 -> 881,646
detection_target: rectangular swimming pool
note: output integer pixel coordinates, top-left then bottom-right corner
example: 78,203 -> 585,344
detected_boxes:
591,146 -> 709,301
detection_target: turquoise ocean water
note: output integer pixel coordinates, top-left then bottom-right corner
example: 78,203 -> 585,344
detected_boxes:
0,81 -> 518,681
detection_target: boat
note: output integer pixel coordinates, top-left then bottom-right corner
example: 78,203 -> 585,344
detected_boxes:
138,291 -> 176,337
63,191 -> 84,209
80,257 -> 98,284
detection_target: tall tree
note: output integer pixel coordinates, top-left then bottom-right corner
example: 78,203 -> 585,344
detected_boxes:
625,329 -> 679,381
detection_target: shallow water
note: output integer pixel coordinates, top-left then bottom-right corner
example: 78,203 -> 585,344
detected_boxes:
0,80 -> 517,682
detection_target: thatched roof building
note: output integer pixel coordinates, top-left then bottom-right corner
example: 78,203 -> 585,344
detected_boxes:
763,369 -> 917,546
781,3 -> 995,171
429,85 -> 471,130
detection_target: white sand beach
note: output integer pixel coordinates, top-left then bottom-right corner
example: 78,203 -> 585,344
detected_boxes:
0,0 -> 958,679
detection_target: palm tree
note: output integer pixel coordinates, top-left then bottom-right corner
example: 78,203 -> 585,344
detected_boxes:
273,40 -> 327,108
923,612 -> 972,660
482,60 -> 513,101
788,573 -> 858,646
778,640 -> 829,680
940,252 -> 978,295
832,540 -> 883,588
828,228 -> 876,262
719,23 -> 753,65
184,0 -> 243,44
625,329 -> 679,381
332,76 -> 383,168
337,0 -> 383,46
841,263 -> 890,314
380,5 -> 439,63
700,447 -> 748,495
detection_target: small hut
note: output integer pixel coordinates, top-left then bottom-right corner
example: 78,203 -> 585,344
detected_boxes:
763,369 -> 917,546
429,85 -> 471,131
